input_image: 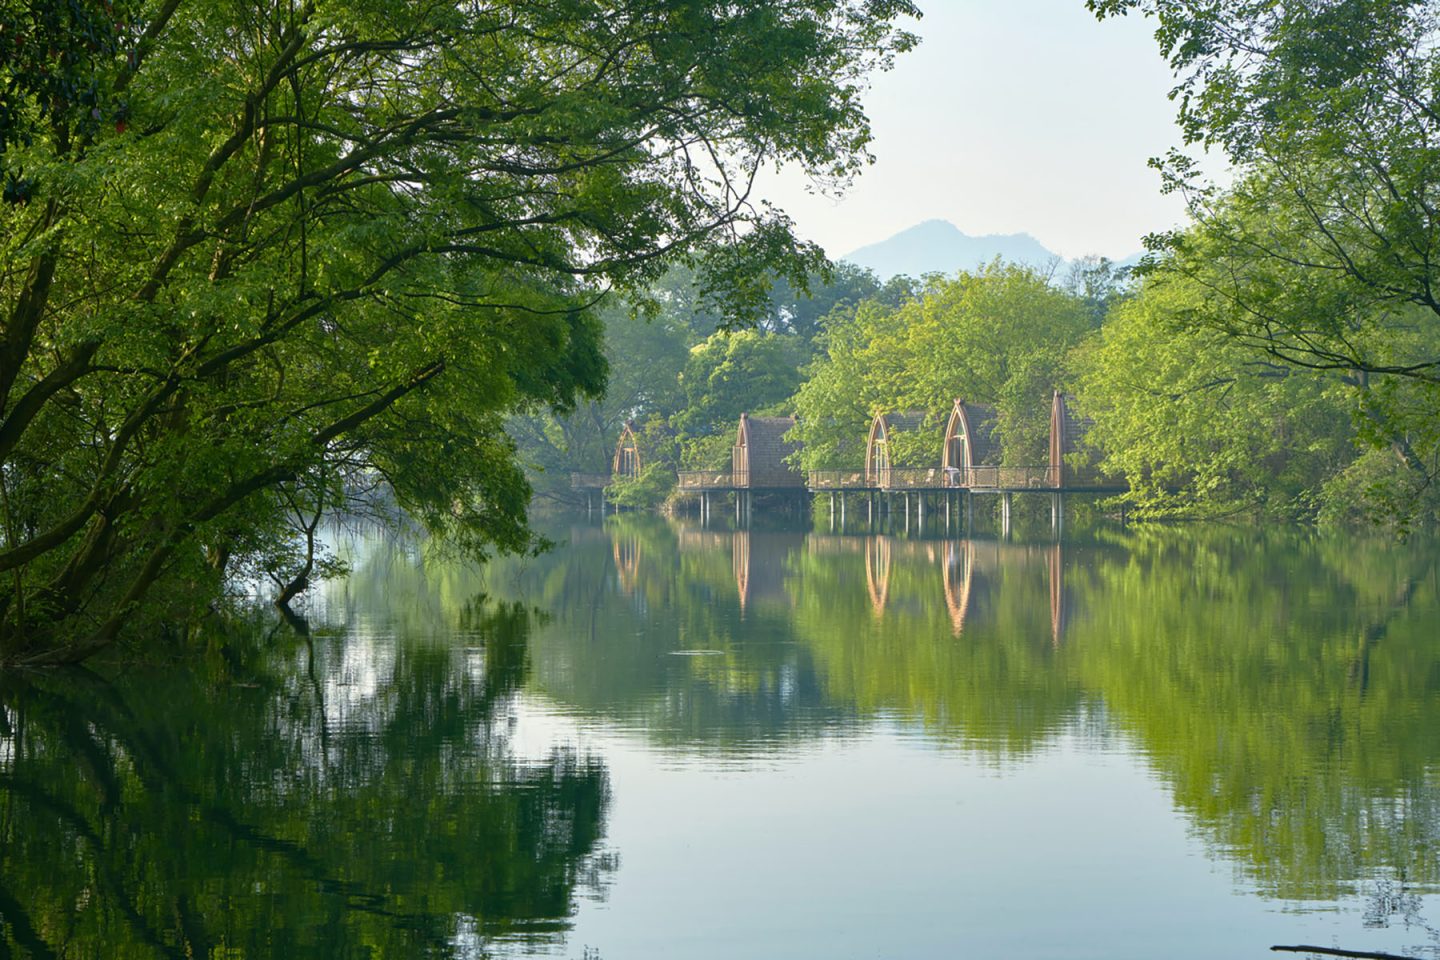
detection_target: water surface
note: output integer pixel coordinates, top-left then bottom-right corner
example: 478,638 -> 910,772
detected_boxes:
3,520 -> 1439,959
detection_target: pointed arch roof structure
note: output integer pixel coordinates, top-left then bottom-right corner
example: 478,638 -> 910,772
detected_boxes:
733,413 -> 804,488
612,421 -> 642,479
865,409 -> 933,486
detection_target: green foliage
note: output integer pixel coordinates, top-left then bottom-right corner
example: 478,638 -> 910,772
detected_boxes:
510,262 -> 892,497
509,305 -> 691,502
892,264 -> 1096,462
791,263 -> 1095,469
1089,0 -> 1440,523
0,0 -> 919,662
606,462 -> 677,510
1076,268 -> 1357,518
681,431 -> 737,471
674,330 -> 809,438
663,325 -> 815,469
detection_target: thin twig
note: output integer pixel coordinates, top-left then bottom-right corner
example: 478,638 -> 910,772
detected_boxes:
1272,945 -> 1426,960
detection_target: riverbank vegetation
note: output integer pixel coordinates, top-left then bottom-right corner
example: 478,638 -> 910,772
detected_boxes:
7,0 -> 1440,663
0,0 -> 919,662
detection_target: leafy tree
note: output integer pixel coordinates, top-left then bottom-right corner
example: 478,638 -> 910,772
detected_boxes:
604,416 -> 679,508
763,260 -> 888,342
0,0 -> 920,663
791,264 -> 1093,469
509,305 -> 691,503
1075,269 -> 1357,518
674,330 -> 808,466
790,298 -> 901,469
1089,0 -> 1440,519
894,263 -> 1096,463
509,262 -> 903,492
1063,254 -> 1134,325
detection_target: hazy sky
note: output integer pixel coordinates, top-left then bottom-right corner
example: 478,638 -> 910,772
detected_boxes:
756,0 -> 1198,262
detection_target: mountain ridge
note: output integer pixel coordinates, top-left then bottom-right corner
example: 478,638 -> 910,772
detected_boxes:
841,219 -> 1140,279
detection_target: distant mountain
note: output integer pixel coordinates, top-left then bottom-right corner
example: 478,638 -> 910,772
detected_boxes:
1113,250 -> 1147,272
841,220 -> 1063,279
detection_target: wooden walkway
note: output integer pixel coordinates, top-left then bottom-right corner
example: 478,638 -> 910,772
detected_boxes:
677,466 -> 1125,495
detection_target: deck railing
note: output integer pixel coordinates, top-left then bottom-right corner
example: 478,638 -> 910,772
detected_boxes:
742,471 -> 807,488
962,465 -> 1060,489
807,470 -> 870,490
876,467 -> 945,489
677,470 -> 733,490
805,465 -> 1065,490
673,465 -> 1099,493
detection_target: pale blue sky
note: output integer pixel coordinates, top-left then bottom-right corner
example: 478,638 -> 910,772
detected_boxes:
757,0 -> 1202,261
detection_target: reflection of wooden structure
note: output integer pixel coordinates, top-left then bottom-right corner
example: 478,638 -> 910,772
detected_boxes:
849,535 -> 1070,643
716,528 -> 1080,644
943,540 -> 974,636
865,410 -> 934,488
613,421 -> 642,480
613,533 -> 642,595
733,530 -> 751,614
676,528 -> 803,616
733,414 -> 804,488
864,536 -> 892,617
1048,543 -> 1066,647
732,530 -> 803,615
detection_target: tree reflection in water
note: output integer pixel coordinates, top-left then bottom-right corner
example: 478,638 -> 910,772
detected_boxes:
0,597 -> 612,959
8,518 -> 1437,960
507,519 -> 1440,903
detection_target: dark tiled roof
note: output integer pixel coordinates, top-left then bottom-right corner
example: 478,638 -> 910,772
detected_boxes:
880,409 -> 929,437
949,402 -> 1001,466
735,416 -> 803,486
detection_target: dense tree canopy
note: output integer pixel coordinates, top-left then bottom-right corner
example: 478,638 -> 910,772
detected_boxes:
509,260 -> 897,500
1075,268 -> 1357,518
1089,0 -> 1440,522
0,0 -> 919,662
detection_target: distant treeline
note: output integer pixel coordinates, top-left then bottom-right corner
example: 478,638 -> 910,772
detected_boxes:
514,249 -> 1438,527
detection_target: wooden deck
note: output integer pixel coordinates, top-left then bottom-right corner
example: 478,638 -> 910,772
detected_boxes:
678,466 -> 1125,494
677,470 -> 805,492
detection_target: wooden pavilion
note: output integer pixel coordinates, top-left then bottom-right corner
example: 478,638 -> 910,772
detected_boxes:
612,420 -> 642,480
940,399 -> 1001,486
864,410 -> 933,488
733,414 -> 804,488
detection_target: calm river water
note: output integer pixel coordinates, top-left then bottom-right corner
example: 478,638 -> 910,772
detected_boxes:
3,518 -> 1440,959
